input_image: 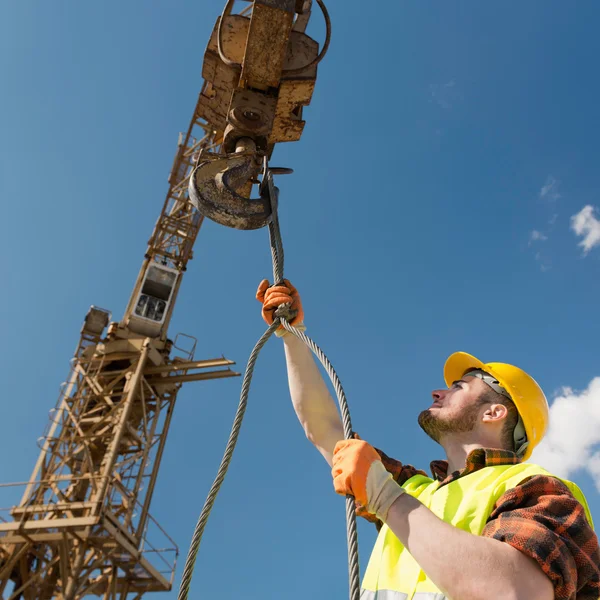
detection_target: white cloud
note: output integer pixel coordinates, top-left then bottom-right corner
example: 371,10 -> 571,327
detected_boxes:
531,377 -> 600,490
571,205 -> 600,255
529,230 -> 548,244
540,176 -> 561,201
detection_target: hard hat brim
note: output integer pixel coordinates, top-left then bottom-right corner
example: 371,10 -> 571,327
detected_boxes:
444,352 -> 489,389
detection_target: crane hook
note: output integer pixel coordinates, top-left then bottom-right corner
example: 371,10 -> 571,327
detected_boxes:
189,138 -> 275,231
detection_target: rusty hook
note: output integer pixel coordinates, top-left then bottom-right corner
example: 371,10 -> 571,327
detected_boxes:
188,138 -> 273,230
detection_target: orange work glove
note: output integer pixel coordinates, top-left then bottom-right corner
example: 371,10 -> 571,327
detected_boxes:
332,439 -> 405,522
256,279 -> 305,334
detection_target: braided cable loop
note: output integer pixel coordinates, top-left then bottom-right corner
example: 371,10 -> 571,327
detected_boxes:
177,321 -> 278,600
177,167 -> 361,600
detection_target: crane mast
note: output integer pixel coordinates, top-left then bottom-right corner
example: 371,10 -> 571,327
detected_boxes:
0,91 -> 238,600
0,0 -> 323,597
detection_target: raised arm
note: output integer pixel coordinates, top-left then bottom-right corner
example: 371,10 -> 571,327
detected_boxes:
256,279 -> 344,465
282,333 -> 344,465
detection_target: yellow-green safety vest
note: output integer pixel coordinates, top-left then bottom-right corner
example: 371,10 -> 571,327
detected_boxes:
360,463 -> 594,600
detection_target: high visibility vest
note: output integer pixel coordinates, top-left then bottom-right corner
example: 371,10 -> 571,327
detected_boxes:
360,463 -> 594,600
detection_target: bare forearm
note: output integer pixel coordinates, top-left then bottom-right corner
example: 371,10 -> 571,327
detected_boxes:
283,333 -> 344,465
384,494 -> 554,600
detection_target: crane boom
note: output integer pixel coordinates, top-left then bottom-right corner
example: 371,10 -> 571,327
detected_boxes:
122,88 -> 217,341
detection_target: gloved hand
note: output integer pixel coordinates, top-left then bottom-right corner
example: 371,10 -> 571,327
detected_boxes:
332,439 -> 405,522
256,279 -> 305,335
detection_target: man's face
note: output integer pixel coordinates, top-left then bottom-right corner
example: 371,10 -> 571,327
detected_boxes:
418,376 -> 491,443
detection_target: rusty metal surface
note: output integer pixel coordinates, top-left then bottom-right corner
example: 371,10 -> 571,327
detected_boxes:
270,79 -> 315,143
282,28 -> 319,76
192,0 -> 327,230
270,30 -> 319,143
255,0 -> 296,9
293,0 -> 312,32
189,153 -> 273,230
199,15 -> 249,130
199,6 -> 320,141
241,1 -> 295,89
223,88 -> 277,152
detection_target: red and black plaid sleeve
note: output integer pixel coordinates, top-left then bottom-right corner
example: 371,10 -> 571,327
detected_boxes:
482,475 -> 600,600
375,445 -> 427,486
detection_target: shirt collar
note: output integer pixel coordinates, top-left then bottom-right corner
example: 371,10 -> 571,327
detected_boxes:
430,448 -> 522,485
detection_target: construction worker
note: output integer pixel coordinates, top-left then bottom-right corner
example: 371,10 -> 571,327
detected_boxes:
256,280 -> 600,599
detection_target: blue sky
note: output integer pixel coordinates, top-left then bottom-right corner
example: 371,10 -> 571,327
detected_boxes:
2,1 -> 600,598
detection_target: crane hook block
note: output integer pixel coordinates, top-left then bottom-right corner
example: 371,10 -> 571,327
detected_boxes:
189,151 -> 274,231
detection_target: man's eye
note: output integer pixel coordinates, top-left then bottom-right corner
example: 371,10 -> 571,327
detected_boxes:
453,382 -> 462,389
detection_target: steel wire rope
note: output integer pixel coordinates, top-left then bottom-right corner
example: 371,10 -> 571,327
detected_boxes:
178,169 -> 360,600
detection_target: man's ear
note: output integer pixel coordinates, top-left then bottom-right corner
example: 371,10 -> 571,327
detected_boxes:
481,404 -> 508,423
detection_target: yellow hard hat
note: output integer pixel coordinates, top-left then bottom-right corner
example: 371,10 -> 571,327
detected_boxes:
443,352 -> 549,461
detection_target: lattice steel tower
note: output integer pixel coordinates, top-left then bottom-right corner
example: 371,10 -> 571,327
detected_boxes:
0,90 -> 239,599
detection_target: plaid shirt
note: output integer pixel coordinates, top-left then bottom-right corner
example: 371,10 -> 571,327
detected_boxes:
359,445 -> 600,600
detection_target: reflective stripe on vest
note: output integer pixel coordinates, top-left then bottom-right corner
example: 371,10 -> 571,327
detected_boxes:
360,591 -> 446,600
361,462 -> 594,599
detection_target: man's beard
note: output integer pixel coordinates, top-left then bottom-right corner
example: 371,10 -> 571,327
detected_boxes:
418,402 -> 483,443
